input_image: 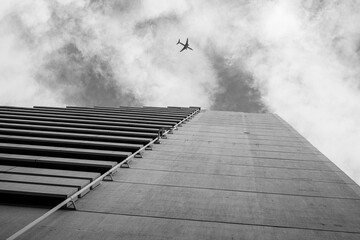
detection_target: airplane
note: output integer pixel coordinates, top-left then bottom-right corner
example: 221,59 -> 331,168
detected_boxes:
177,38 -> 193,52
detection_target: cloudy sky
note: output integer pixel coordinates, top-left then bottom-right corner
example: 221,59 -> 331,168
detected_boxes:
0,0 -> 360,184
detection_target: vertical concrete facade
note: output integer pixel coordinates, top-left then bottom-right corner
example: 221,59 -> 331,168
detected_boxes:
1,110 -> 360,239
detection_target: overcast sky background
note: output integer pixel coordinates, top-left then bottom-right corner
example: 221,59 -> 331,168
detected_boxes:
0,0 -> 360,184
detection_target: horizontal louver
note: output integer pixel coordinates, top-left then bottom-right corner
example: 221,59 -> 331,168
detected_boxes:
0,106 -> 199,206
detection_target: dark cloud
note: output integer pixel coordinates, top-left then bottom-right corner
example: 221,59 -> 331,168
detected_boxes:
24,1 -> 141,107
134,14 -> 179,37
89,0 -> 141,15
210,54 -> 267,112
301,0 -> 327,18
0,12 -> 37,48
37,42 -> 140,107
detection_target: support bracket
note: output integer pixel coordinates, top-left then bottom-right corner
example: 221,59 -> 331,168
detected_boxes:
155,128 -> 165,143
68,200 -> 77,210
121,162 -> 130,168
103,173 -> 114,181
135,152 -> 143,158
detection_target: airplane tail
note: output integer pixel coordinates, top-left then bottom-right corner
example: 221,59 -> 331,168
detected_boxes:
176,39 -> 180,45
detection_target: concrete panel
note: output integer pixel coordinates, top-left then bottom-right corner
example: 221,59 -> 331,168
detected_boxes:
76,182 -> 360,233
181,126 -> 296,137
127,159 -> 352,184
152,146 -> 251,157
151,146 -> 322,161
171,130 -> 310,142
0,205 -> 50,239
165,135 -> 311,147
141,151 -> 336,171
187,123 -> 286,130
113,168 -> 359,198
161,138 -> 318,154
15,210 -> 360,240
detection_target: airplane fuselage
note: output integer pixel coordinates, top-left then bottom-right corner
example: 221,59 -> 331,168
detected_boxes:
177,38 -> 193,52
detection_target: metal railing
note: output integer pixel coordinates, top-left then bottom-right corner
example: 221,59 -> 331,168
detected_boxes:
7,108 -> 200,240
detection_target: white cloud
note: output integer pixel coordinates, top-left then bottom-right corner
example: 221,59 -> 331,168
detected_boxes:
246,0 -> 360,183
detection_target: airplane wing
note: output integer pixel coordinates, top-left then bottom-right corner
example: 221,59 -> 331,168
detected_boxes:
188,47 -> 193,51
180,46 -> 186,52
177,39 -> 186,46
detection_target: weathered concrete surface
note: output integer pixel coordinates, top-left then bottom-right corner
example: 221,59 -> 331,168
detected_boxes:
12,210 -> 360,240
3,111 -> 360,239
0,205 -> 50,238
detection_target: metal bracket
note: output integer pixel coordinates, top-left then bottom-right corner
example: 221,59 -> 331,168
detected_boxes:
155,128 -> 165,143
68,200 -> 77,210
135,151 -> 143,158
103,173 -> 114,181
145,145 -> 152,150
121,162 -> 130,168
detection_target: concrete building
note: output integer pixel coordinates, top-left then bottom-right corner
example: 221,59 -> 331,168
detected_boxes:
0,106 -> 360,239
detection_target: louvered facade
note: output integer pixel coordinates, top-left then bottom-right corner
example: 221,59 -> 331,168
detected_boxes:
0,106 -> 199,207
